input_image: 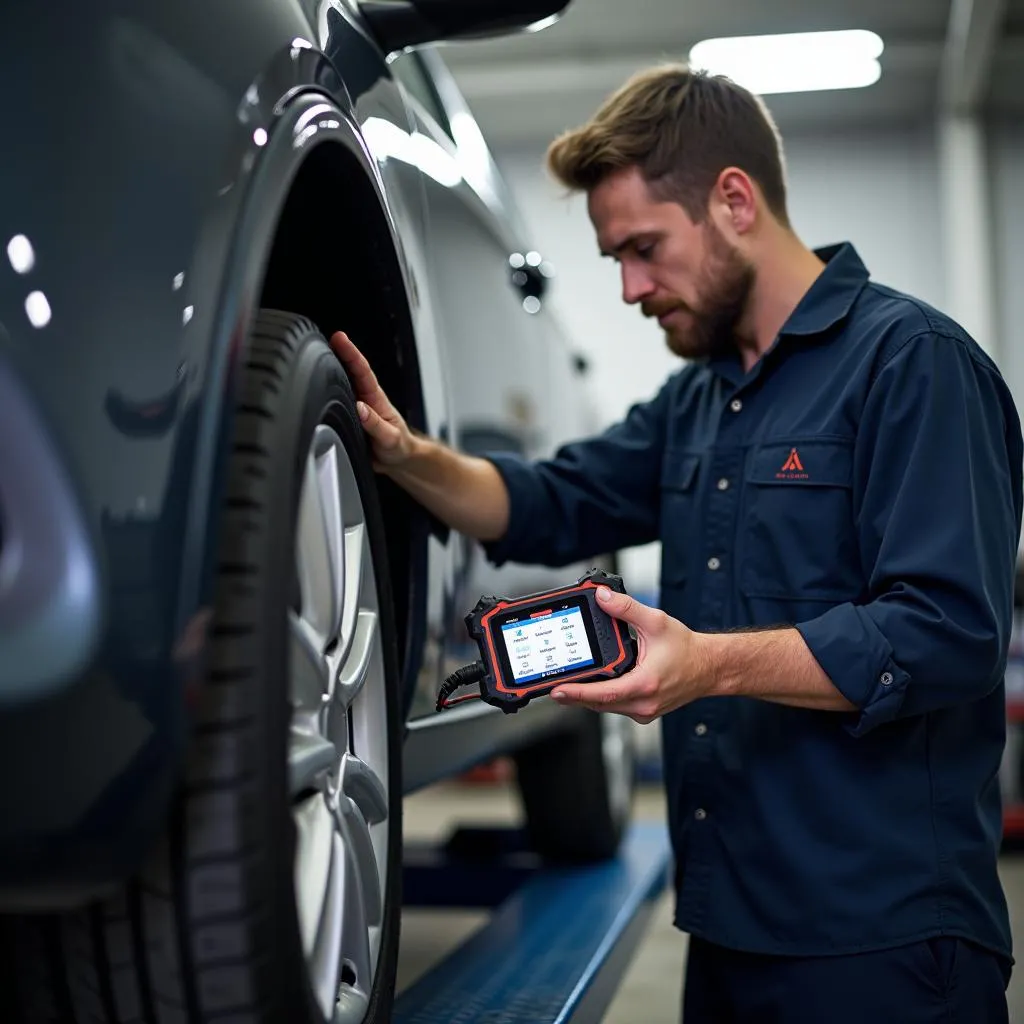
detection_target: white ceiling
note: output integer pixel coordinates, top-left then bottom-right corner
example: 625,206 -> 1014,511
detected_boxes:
437,0 -> 1024,146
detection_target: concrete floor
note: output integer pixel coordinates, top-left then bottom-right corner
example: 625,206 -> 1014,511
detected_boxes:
398,777 -> 1024,1022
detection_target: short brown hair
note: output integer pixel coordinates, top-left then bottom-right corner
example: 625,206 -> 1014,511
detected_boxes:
547,64 -> 790,226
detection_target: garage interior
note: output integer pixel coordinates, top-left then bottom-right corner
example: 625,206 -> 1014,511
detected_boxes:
395,0 -> 1024,1019
3,0 -> 1024,1020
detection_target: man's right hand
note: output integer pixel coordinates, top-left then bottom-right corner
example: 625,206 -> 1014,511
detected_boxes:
329,331 -> 415,471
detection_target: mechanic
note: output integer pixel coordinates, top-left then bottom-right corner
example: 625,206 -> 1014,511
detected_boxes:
331,65 -> 1023,1023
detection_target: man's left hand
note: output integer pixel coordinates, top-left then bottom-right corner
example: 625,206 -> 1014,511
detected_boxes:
550,586 -> 715,723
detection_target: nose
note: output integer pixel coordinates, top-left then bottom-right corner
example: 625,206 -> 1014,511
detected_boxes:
621,262 -> 655,305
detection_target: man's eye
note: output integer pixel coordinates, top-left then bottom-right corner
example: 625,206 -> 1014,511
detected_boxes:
636,242 -> 656,259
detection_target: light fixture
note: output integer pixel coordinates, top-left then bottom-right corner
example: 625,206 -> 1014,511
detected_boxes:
688,29 -> 884,95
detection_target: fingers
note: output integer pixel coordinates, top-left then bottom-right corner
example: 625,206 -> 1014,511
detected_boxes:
551,682 -> 622,706
551,669 -> 658,722
330,331 -> 389,410
355,399 -> 404,453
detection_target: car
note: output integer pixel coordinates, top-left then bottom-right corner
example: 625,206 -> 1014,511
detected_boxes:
0,1 -> 637,1021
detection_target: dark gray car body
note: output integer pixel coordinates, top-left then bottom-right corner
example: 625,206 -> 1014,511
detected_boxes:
0,0 -> 592,908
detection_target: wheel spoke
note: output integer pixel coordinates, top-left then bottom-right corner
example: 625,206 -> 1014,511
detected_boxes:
290,727 -> 338,798
308,832 -> 347,1019
332,805 -> 374,1024
289,610 -> 328,712
334,846 -> 374,1024
341,751 -> 388,828
293,795 -> 335,959
333,779 -> 383,929
336,525 -> 367,664
336,610 -> 378,712
296,443 -> 344,642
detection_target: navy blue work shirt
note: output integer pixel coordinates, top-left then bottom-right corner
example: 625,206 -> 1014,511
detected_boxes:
483,243 -> 1023,961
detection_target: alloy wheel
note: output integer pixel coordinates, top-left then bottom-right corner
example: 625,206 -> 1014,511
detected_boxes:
288,424 -> 390,1024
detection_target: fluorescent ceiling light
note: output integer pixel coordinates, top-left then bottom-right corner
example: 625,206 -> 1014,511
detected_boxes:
689,30 -> 884,95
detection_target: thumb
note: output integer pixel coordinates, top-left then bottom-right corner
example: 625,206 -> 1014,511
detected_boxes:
596,586 -> 660,631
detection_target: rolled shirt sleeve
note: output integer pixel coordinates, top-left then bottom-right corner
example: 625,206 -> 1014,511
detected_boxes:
482,375 -> 679,569
795,330 -> 1024,736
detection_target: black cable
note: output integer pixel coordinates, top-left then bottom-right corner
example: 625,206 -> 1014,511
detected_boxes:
436,661 -> 486,711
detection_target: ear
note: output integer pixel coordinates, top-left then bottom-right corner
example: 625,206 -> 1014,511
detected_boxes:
712,167 -> 758,235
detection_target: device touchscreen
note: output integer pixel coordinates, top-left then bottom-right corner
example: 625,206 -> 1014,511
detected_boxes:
499,604 -> 596,685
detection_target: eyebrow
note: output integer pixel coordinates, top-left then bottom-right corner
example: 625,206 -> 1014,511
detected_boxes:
599,232 -> 656,259
599,235 -> 636,259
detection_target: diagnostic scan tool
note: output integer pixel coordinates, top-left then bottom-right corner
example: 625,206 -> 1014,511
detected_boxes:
436,568 -> 639,714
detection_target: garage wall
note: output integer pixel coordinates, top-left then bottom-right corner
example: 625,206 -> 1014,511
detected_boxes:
494,124 -> 946,594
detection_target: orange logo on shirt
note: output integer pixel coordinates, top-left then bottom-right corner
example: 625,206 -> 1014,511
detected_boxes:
776,448 -> 809,480
781,448 -> 803,472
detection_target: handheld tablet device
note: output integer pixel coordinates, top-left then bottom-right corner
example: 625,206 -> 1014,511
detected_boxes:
436,568 -> 639,714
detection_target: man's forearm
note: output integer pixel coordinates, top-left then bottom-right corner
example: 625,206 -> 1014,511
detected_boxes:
699,628 -> 857,712
383,434 -> 511,542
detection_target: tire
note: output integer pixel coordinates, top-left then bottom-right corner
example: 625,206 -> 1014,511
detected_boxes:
3,310 -> 403,1024
513,711 -> 636,863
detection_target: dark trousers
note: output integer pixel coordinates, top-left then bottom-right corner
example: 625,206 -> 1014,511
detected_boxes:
682,935 -> 1012,1023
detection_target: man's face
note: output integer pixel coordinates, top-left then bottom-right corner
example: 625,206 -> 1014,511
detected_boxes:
588,166 -> 755,360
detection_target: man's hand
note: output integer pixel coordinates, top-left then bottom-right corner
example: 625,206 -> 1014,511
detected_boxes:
329,331 -> 415,470
550,587 -> 714,724
328,330 -> 513,541
550,587 -> 855,721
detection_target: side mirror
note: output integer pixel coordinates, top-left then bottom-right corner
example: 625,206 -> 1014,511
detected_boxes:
361,0 -> 572,54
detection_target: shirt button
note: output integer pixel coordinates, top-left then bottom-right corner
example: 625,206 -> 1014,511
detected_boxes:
695,723 -> 708,736
717,478 -> 730,491
707,557 -> 721,571
695,808 -> 707,821
880,671 -> 894,686
730,399 -> 743,412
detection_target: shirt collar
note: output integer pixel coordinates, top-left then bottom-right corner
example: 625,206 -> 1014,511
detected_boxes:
780,242 -> 870,337
705,243 -> 870,385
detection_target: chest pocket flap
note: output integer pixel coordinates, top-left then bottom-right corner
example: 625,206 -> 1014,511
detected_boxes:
747,439 -> 853,488
741,438 -> 862,601
661,449 -> 701,491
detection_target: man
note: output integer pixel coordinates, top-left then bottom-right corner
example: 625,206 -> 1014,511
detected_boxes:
332,65 -> 1022,1022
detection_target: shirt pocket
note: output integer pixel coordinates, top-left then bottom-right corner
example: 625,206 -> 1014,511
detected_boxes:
659,449 -> 701,589
739,438 -> 863,602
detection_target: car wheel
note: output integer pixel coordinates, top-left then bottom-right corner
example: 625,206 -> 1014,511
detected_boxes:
513,710 -> 636,863
3,311 -> 403,1024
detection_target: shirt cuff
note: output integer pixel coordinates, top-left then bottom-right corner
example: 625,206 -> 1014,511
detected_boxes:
795,603 -> 911,737
479,453 -> 540,567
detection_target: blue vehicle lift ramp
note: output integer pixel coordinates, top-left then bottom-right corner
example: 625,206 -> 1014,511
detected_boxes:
394,821 -> 673,1023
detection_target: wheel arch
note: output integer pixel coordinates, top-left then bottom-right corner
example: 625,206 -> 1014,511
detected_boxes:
256,124 -> 430,698
188,92 -> 431,719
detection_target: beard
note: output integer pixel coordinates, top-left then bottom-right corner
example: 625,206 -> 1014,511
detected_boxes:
642,225 -> 755,361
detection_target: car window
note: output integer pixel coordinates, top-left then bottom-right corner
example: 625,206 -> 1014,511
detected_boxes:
390,53 -> 454,141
